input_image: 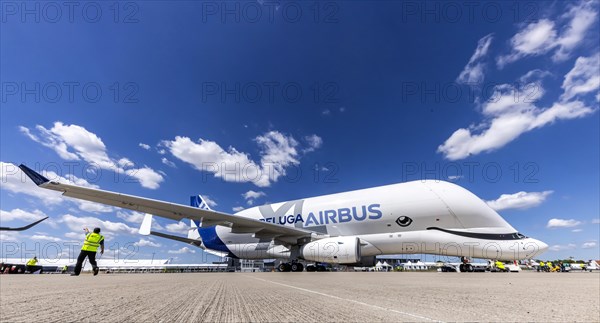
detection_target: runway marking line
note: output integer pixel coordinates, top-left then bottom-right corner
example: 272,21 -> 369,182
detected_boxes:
246,275 -> 443,322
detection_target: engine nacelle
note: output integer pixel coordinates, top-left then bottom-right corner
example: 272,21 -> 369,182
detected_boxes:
300,236 -> 361,264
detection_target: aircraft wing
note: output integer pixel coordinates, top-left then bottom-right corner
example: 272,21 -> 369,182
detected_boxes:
18,164 -> 313,242
0,217 -> 48,231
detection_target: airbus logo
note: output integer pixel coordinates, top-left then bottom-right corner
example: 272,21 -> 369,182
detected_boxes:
396,216 -> 413,227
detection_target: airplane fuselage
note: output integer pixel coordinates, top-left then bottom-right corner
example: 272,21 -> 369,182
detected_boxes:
199,180 -> 548,262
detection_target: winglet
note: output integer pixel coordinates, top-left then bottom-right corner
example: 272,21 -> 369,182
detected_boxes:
18,164 -> 50,186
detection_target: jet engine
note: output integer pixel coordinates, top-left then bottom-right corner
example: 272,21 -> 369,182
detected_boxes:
300,236 -> 361,264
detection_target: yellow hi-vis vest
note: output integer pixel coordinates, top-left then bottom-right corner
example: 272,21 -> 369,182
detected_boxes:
82,233 -> 104,252
27,258 -> 37,266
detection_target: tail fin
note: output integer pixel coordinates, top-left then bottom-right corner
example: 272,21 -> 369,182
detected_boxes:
188,195 -> 210,240
190,195 -> 212,211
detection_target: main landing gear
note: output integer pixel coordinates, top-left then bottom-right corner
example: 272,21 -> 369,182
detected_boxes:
278,262 -> 304,272
459,256 -> 474,272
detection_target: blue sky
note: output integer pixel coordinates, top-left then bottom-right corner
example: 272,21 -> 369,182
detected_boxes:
1,1 -> 599,263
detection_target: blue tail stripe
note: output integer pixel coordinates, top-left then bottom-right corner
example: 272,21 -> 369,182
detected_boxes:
190,195 -> 231,254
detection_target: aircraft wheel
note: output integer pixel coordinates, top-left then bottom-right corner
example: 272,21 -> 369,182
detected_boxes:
278,263 -> 291,272
291,263 -> 303,272
459,264 -> 465,272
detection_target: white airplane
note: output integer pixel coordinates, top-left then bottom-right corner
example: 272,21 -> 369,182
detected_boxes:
19,164 -> 548,272
568,261 -> 600,272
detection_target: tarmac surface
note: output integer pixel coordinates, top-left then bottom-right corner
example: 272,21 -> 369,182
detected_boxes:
1,271 -> 599,322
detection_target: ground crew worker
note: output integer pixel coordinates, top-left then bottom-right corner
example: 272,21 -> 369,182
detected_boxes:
72,227 -> 104,276
495,260 -> 506,272
26,256 -> 38,273
61,265 -> 68,274
539,261 -> 545,272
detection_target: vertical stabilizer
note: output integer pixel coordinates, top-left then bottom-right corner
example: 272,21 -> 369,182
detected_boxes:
188,195 -> 211,240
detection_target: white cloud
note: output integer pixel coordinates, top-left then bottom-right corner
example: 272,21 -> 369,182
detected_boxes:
497,19 -> 557,67
303,134 -> 323,153
592,218 -> 600,224
201,195 -> 218,208
457,34 -> 493,84
547,218 -> 582,228
571,228 -> 583,233
116,211 -> 145,223
128,166 -> 164,190
168,247 -> 195,254
20,122 -> 164,189
438,56 -> 597,160
582,241 -> 598,249
59,214 -> 137,239
243,190 -> 266,205
232,206 -> 244,212
117,158 -> 133,168
255,131 -> 300,182
0,231 -> 22,242
64,232 -> 81,239
486,191 -> 553,211
0,208 -> 47,222
560,53 -> 600,101
552,2 -> 598,61
549,243 -> 577,251
134,238 -> 161,248
164,131 -> 312,187
497,2 -> 598,67
30,234 -> 62,242
139,143 -> 150,150
116,211 -> 165,231
165,221 -> 189,235
73,200 -> 114,213
161,157 -> 176,168
519,69 -> 552,84
242,190 -> 266,200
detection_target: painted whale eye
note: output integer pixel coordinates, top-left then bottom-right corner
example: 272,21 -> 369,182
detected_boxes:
396,216 -> 413,227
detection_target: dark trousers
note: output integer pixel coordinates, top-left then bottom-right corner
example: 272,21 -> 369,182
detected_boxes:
74,250 -> 97,275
